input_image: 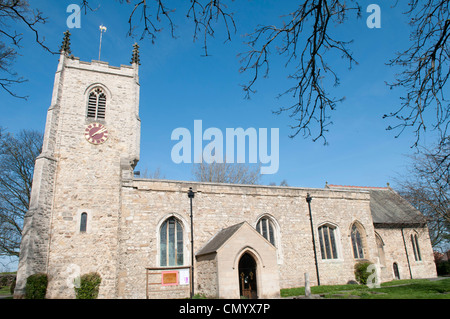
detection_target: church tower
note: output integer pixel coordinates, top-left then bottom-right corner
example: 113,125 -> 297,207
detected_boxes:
15,32 -> 141,298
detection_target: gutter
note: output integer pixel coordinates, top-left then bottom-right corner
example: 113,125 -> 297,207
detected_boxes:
306,193 -> 321,286
401,228 -> 413,279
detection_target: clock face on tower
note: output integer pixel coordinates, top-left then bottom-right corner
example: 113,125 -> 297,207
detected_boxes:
85,123 -> 109,145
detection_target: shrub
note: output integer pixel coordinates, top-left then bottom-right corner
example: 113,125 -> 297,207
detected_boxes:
436,261 -> 450,276
75,272 -> 102,299
25,273 -> 48,299
0,276 -> 8,288
354,261 -> 374,285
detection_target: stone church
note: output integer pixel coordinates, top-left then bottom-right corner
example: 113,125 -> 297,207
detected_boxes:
14,33 -> 437,299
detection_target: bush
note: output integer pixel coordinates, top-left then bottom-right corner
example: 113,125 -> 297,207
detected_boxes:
25,273 -> 48,299
0,276 -> 8,288
436,261 -> 450,276
354,261 -> 374,285
75,273 -> 102,299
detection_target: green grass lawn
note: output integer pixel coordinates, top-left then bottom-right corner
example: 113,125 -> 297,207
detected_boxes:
0,286 -> 12,297
2,277 -> 448,299
281,278 -> 450,299
0,272 -> 16,298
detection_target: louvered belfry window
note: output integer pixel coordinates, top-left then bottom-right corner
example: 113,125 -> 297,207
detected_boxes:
87,87 -> 106,119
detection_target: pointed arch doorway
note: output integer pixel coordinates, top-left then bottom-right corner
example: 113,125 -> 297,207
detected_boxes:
196,222 -> 279,298
238,252 -> 258,299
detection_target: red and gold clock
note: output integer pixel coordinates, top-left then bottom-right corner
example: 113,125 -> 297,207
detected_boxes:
85,123 -> 109,145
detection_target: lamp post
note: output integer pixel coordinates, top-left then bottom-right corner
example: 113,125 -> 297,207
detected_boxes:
306,193 -> 320,286
188,187 -> 195,298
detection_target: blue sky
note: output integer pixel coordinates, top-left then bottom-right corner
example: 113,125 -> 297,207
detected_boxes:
1,0 -> 440,191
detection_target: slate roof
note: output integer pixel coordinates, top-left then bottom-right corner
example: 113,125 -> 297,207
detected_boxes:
196,222 -> 245,256
327,185 -> 427,227
369,189 -> 427,227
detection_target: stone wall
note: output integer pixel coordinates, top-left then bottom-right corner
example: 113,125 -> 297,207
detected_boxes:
117,179 -> 379,298
375,226 -> 437,282
17,54 -> 141,299
196,254 -> 218,298
15,53 -> 66,298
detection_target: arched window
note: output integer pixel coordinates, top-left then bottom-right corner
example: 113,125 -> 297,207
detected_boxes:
87,87 -> 107,120
318,224 -> 338,259
256,217 -> 276,246
375,233 -> 386,266
351,223 -> 365,259
393,262 -> 400,279
160,217 -> 183,266
80,213 -> 87,233
411,234 -> 422,261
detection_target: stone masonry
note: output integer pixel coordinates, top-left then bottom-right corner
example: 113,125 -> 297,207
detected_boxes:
15,45 -> 141,298
15,39 -> 437,299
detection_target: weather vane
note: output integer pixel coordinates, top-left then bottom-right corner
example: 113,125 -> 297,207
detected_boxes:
98,25 -> 107,61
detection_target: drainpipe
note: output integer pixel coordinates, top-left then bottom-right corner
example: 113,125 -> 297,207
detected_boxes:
188,187 -> 195,298
306,193 -> 320,286
401,228 -> 413,279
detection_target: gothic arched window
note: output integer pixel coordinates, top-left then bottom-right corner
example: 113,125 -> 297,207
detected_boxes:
87,87 -> 107,120
351,223 -> 365,259
375,233 -> 386,266
318,224 -> 338,259
411,234 -> 422,261
256,217 -> 276,246
160,217 -> 184,267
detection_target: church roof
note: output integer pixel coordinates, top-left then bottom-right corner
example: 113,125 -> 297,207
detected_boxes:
369,189 -> 427,227
327,185 -> 427,227
196,222 -> 246,256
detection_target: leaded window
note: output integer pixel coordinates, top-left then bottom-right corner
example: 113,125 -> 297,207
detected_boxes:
160,217 -> 183,266
256,217 -> 276,246
411,234 -> 422,261
351,224 -> 365,259
318,225 -> 338,259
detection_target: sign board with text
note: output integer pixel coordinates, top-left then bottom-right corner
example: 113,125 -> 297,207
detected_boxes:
161,271 -> 178,286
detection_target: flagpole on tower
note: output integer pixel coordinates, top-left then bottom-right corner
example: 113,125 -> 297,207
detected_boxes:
98,25 -> 107,61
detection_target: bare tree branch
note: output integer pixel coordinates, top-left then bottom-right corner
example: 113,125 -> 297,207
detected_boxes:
0,0 -> 54,98
239,0 -> 361,144
137,167 -> 166,179
192,161 -> 262,185
0,128 -> 43,258
119,0 -> 176,42
386,1 -> 450,152
82,0 -> 236,56
187,0 -> 236,56
394,143 -> 450,248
